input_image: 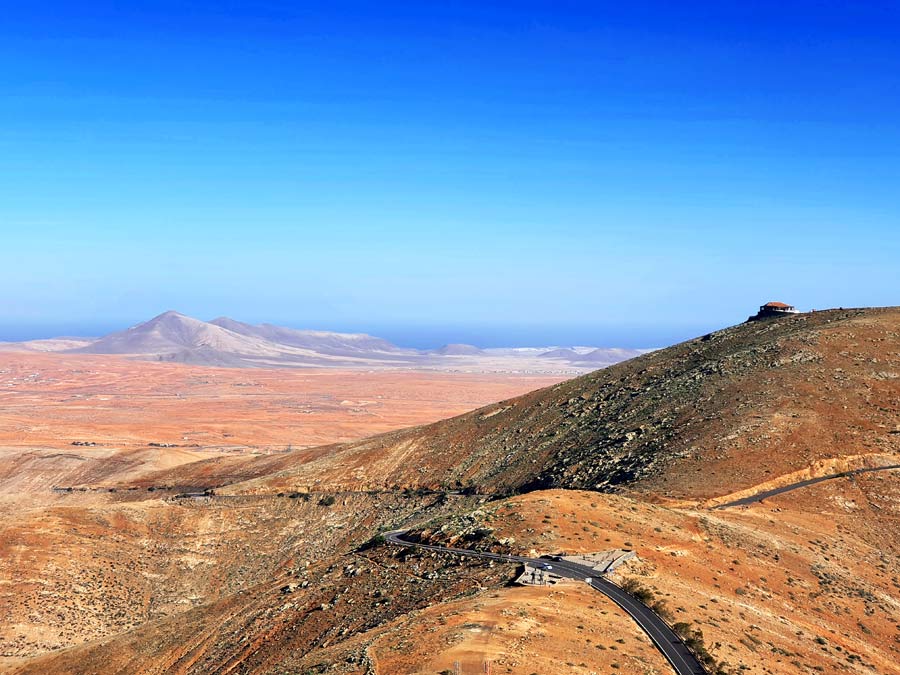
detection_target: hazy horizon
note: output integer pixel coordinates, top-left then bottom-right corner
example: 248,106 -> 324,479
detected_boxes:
0,312 -> 717,350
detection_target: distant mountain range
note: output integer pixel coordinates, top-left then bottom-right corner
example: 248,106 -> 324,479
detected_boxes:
0,311 -> 648,372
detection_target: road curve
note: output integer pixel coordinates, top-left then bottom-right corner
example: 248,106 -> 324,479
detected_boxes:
384,530 -> 709,675
714,464 -> 900,509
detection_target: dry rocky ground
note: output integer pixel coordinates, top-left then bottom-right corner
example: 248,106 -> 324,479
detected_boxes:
1,307 -> 899,675
410,485 -> 900,674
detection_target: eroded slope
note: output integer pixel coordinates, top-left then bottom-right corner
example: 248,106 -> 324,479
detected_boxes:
187,307 -> 900,500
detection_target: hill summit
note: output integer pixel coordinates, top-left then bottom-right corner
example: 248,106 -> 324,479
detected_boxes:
73,311 -> 271,365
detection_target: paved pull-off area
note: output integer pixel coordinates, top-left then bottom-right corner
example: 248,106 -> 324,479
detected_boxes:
384,530 -> 709,675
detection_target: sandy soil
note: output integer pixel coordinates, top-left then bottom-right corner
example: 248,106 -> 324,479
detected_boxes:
0,351 -> 566,451
425,487 -> 900,674
369,582 -> 671,674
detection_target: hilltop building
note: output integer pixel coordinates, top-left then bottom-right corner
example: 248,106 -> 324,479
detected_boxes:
748,301 -> 801,322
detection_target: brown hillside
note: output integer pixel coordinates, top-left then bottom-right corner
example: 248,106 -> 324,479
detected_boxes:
174,307 -> 899,500
4,307 -> 899,675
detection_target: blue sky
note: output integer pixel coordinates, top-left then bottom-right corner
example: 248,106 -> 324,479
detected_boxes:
2,2 -> 898,347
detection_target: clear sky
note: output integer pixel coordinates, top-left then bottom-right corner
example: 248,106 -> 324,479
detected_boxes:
2,2 -> 898,348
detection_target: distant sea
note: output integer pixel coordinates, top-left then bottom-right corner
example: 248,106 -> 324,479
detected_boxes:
0,323 -> 115,342
0,320 -> 709,351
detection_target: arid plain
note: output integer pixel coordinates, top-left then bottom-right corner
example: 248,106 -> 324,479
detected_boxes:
0,351 -> 566,452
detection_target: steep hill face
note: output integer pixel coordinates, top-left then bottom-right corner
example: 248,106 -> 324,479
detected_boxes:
191,307 -> 899,501
1,488 -> 488,670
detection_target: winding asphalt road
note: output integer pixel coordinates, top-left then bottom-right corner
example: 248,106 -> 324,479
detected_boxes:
384,530 -> 708,675
714,463 -> 900,509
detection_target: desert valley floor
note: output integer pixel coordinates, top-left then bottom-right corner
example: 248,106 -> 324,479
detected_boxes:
0,351 -> 566,453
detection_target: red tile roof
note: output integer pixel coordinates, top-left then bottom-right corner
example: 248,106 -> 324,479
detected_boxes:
763,301 -> 792,308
